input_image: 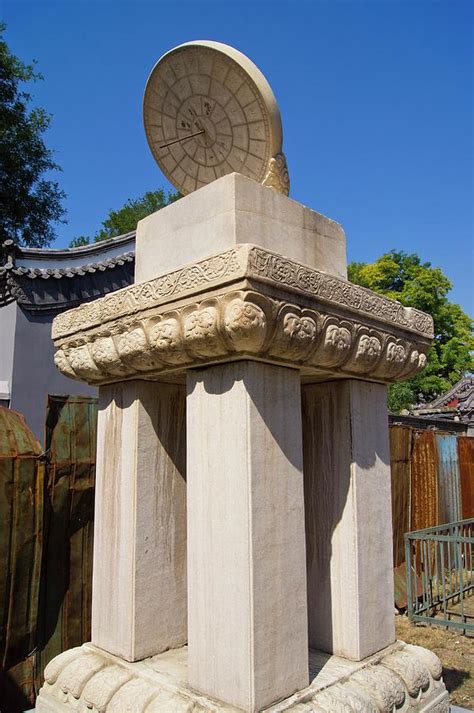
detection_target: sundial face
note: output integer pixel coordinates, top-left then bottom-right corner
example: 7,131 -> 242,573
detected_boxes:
143,41 -> 289,196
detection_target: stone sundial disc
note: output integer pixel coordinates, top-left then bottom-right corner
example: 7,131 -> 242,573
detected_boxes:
143,40 -> 289,196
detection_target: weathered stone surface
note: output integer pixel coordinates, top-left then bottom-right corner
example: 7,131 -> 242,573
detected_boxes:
135,173 -> 346,281
36,640 -> 449,712
187,362 -> 309,711
41,171 -> 443,713
303,381 -> 395,660
92,381 -> 187,661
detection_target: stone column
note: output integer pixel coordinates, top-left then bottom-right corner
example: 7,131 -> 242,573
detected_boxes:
302,380 -> 395,661
91,380 -> 187,661
187,361 -> 309,712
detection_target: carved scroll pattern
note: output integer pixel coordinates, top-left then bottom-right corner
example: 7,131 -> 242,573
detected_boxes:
52,248 -> 246,340
247,248 -> 434,338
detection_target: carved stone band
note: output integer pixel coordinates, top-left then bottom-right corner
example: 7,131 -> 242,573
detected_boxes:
52,245 -> 434,341
36,640 -> 449,712
53,287 -> 431,386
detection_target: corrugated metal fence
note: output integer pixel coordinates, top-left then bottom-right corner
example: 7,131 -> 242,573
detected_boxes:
0,396 -> 97,712
390,425 -> 474,607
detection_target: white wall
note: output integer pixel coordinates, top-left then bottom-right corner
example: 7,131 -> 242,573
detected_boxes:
0,300 -> 18,403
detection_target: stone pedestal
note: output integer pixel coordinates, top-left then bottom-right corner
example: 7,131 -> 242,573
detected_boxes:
135,172 -> 347,282
187,362 -> 308,710
36,639 -> 449,712
92,381 -> 187,661
37,173 -> 447,712
303,380 -> 395,660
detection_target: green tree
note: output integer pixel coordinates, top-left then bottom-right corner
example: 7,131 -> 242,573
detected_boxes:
348,251 -> 473,412
69,189 -> 181,247
0,24 -> 66,247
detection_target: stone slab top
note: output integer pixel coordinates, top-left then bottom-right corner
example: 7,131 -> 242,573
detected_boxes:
51,244 -> 433,387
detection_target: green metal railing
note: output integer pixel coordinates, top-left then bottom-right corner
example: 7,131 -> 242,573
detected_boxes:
405,519 -> 474,633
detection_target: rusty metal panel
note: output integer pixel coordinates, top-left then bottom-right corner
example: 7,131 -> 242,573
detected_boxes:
458,437 -> 474,518
0,407 -> 44,673
0,406 -> 41,458
410,429 -> 439,531
390,425 -> 412,568
0,407 -> 44,712
0,396 -> 97,709
0,655 -> 36,711
435,433 -> 461,525
37,395 -> 97,675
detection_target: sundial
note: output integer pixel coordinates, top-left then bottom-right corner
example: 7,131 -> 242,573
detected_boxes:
143,40 -> 289,196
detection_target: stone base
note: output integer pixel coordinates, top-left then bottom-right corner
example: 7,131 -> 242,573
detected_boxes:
36,640 -> 449,712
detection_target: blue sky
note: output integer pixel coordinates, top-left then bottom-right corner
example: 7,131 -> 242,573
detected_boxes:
3,0 -> 473,313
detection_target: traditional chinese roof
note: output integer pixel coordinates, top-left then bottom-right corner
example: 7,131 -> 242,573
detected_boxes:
427,377 -> 474,409
0,233 -> 136,312
413,376 -> 474,425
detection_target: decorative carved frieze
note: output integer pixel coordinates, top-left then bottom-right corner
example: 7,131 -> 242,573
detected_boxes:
52,247 -> 248,340
246,248 -> 434,337
52,245 -> 434,341
51,245 -> 433,386
53,288 -> 430,386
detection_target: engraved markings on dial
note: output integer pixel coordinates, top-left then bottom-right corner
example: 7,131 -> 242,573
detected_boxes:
145,49 -> 269,194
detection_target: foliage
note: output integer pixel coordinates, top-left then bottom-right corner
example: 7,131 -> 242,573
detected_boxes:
348,251 -> 473,412
69,189 -> 181,247
0,23 -> 66,247
68,235 -> 89,247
